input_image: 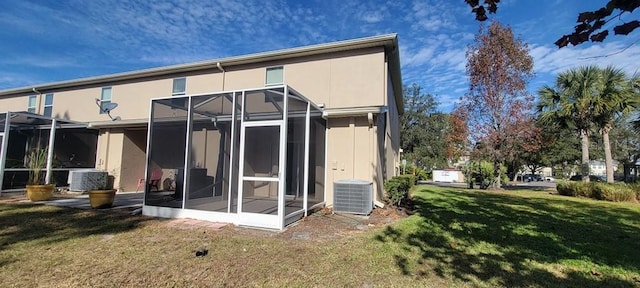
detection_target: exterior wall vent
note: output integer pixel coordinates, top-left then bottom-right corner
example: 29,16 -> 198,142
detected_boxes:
68,170 -> 108,192
333,179 -> 373,215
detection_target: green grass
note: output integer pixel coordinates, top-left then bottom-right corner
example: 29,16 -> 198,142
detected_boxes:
376,186 -> 640,287
0,186 -> 639,287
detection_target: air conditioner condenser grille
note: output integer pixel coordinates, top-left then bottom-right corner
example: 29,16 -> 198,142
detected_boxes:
333,180 -> 373,215
68,170 -> 108,192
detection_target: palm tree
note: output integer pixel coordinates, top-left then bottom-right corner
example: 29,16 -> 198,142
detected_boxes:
538,66 -> 601,182
592,66 -> 636,182
631,76 -> 640,132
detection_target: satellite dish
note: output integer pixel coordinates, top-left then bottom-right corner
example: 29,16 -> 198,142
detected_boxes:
101,102 -> 118,113
94,98 -> 121,121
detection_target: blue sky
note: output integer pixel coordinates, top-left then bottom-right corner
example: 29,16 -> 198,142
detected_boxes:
1,0 -> 639,112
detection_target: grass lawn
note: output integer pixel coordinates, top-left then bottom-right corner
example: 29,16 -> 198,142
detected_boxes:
0,186 -> 639,287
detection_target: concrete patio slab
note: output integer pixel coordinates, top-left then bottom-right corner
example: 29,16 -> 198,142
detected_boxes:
24,192 -> 228,230
36,192 -> 143,210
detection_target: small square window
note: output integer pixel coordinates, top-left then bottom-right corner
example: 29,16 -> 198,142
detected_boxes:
100,87 -> 112,114
172,78 -> 186,96
43,94 -> 53,117
27,95 -> 37,113
265,66 -> 283,86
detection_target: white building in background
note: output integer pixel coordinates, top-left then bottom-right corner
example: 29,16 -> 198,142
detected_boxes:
589,160 -> 618,176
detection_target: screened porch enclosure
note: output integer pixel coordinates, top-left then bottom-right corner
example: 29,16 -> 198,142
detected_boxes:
144,85 -> 325,229
0,112 -> 96,192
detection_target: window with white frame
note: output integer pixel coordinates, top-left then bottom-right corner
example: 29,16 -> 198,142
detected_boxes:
27,95 -> 37,113
265,66 -> 284,86
172,78 -> 186,96
100,87 -> 112,114
43,93 -> 53,117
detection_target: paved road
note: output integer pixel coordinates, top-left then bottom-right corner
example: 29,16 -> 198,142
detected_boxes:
424,181 -> 557,190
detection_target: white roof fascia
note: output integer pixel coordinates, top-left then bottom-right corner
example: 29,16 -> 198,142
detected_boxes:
322,106 -> 388,118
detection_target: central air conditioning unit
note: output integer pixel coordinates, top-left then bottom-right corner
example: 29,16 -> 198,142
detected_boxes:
68,170 -> 108,192
333,179 -> 373,215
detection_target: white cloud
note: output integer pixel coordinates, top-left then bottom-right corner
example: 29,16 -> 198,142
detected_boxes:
361,11 -> 384,23
431,48 -> 467,72
0,73 -> 43,90
0,56 -> 83,69
402,47 -> 435,67
409,1 -> 459,32
531,41 -> 640,76
4,0 -> 637,114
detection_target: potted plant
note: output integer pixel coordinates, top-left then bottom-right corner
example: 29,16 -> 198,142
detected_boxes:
88,172 -> 116,209
25,148 -> 55,201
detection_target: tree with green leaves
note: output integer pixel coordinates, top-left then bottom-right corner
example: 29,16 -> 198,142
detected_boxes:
459,20 -> 535,189
631,75 -> 640,134
400,84 -> 450,171
538,66 -> 602,182
538,66 -> 637,183
540,122 -> 581,178
591,67 -> 637,182
610,115 -> 640,182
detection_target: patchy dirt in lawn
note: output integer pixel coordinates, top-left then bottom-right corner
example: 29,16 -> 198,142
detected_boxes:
0,193 -> 26,203
285,207 -> 407,240
228,204 -> 414,242
280,199 -> 415,241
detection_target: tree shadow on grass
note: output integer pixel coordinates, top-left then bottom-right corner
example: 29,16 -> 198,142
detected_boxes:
376,186 -> 640,287
0,203 -> 151,256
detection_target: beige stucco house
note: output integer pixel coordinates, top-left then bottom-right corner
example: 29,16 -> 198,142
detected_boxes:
0,34 -> 402,229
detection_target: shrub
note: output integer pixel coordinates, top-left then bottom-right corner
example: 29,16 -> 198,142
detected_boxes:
558,181 -> 595,197
403,164 -> 429,182
572,182 -> 594,198
556,181 -> 573,196
592,183 -> 637,202
629,183 -> 640,201
384,175 -> 414,207
464,160 -> 508,189
397,174 -> 416,188
416,169 -> 429,182
556,181 -> 637,202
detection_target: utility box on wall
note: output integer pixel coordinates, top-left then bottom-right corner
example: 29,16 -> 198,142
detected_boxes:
333,179 -> 373,215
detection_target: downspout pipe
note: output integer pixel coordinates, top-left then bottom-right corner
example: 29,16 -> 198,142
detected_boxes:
32,88 -> 42,114
216,62 -> 225,90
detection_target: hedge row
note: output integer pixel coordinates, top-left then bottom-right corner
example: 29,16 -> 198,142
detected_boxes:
556,181 -> 639,203
384,174 -> 415,207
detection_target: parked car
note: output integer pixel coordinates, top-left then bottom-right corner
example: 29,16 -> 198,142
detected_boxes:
521,174 -> 543,182
569,175 -> 605,182
544,176 -> 556,182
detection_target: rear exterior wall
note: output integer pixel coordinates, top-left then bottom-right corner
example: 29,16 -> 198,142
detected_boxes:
0,46 -> 398,202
